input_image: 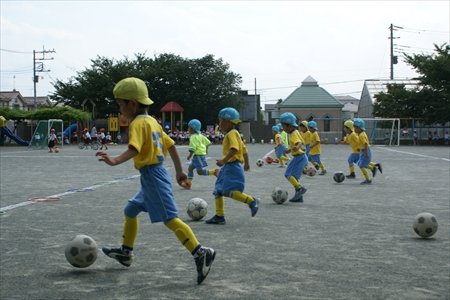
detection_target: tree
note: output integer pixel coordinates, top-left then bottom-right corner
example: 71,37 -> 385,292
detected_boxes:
373,44 -> 450,124
0,106 -> 90,122
50,53 -> 243,126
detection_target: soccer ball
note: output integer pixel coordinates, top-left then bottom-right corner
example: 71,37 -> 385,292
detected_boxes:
306,166 -> 316,176
271,187 -> 288,204
65,234 -> 98,268
265,156 -> 274,164
333,172 -> 345,183
187,197 -> 208,221
54,147 -> 60,153
413,212 -> 438,238
256,159 -> 264,167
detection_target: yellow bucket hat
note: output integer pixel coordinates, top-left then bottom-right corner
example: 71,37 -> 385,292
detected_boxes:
113,77 -> 154,105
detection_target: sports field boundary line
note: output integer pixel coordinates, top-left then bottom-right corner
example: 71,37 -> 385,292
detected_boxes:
376,147 -> 450,162
0,175 -> 141,214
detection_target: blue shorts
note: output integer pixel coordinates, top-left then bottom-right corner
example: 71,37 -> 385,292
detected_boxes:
310,154 -> 322,164
190,155 -> 208,171
124,164 -> 179,223
358,149 -> 372,168
213,161 -> 244,197
275,145 -> 286,158
285,154 -> 308,180
348,153 -> 359,165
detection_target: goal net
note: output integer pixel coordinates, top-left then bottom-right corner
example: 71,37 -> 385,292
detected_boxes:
361,118 -> 400,146
29,119 -> 64,149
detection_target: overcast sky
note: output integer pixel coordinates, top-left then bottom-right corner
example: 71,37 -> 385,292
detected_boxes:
1,1 -> 449,106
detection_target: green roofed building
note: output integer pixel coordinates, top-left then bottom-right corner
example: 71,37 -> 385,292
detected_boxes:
278,76 -> 344,141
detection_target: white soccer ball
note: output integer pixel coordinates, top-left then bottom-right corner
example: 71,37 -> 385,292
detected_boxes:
65,234 -> 98,268
187,198 -> 208,221
413,212 -> 438,238
306,166 -> 317,176
271,187 -> 288,204
333,172 -> 345,183
256,159 -> 264,167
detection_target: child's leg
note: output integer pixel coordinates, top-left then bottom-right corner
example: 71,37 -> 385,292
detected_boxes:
229,191 -> 255,204
360,167 -> 370,180
165,217 -> 201,255
214,196 -> 225,216
187,165 -> 195,184
122,215 -> 139,250
287,175 -> 301,189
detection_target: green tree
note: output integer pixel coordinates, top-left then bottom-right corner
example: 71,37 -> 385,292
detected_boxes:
0,106 -> 90,122
50,53 -> 243,126
373,44 -> 450,124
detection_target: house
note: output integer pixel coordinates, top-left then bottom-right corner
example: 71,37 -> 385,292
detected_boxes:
0,90 -> 53,111
0,90 -> 28,110
277,76 -> 344,141
358,79 -> 419,118
335,95 -> 360,120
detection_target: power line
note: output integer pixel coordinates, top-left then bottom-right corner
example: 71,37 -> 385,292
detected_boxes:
0,48 -> 32,54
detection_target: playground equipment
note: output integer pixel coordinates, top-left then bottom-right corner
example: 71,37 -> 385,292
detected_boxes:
0,116 -> 30,146
29,119 -> 64,149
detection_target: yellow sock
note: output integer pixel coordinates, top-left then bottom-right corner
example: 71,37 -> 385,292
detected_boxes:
208,169 -> 215,175
122,216 -> 139,249
319,162 -> 326,171
230,191 -> 254,204
350,165 -> 355,173
288,176 -> 301,189
165,217 -> 200,253
215,196 -> 225,216
361,168 -> 370,180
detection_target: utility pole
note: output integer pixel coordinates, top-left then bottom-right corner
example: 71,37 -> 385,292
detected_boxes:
388,24 -> 402,80
33,46 -> 56,108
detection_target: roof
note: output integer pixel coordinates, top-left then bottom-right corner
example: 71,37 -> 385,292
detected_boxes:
23,96 -> 52,106
363,79 -> 419,103
0,91 -> 22,102
279,76 -> 344,108
334,95 -> 360,105
160,101 -> 184,112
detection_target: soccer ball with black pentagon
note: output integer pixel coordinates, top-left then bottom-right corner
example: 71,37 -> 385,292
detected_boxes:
271,187 -> 288,204
333,172 -> 345,183
65,234 -> 98,268
306,166 -> 317,176
413,212 -> 438,238
187,197 -> 208,221
256,159 -> 264,167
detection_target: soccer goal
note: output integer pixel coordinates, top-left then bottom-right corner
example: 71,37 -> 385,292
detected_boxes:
29,119 -> 64,149
361,118 -> 400,146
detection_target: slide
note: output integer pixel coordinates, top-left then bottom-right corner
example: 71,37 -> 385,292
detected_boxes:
0,127 -> 30,146
63,123 -> 77,138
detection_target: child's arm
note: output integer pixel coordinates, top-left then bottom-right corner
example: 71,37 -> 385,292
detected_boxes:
243,152 -> 250,171
168,145 -> 188,186
187,150 -> 193,161
310,140 -> 319,149
96,146 -> 137,166
216,148 -> 237,167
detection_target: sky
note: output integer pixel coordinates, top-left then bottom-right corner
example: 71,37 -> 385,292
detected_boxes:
1,1 -> 449,107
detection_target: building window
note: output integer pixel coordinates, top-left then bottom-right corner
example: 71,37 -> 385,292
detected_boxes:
324,116 -> 331,132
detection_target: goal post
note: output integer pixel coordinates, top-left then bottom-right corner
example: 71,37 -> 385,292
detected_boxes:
361,118 -> 400,146
29,119 -> 64,149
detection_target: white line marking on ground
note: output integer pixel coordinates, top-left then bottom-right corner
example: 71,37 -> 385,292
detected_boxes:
377,147 -> 450,162
0,175 -> 141,213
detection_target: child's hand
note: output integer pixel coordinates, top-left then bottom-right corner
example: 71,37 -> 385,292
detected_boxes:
96,151 -> 115,166
176,172 -> 188,186
244,163 -> 250,171
216,159 -> 225,167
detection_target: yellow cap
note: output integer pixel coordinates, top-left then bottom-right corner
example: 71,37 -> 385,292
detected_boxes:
344,120 -> 354,131
113,77 -> 154,105
300,120 -> 309,128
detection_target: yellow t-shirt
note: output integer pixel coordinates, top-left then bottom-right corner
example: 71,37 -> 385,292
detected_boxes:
189,133 -> 211,155
345,132 -> 360,154
300,130 -> 311,145
310,131 -> 321,155
288,130 -> 305,155
128,115 -> 175,169
222,128 -> 245,163
274,133 -> 283,147
357,131 -> 370,149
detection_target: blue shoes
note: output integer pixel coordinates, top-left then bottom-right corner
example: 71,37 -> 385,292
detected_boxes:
249,198 -> 260,217
205,215 -> 226,225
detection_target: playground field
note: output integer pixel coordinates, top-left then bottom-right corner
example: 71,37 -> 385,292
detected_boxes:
1,143 -> 449,299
